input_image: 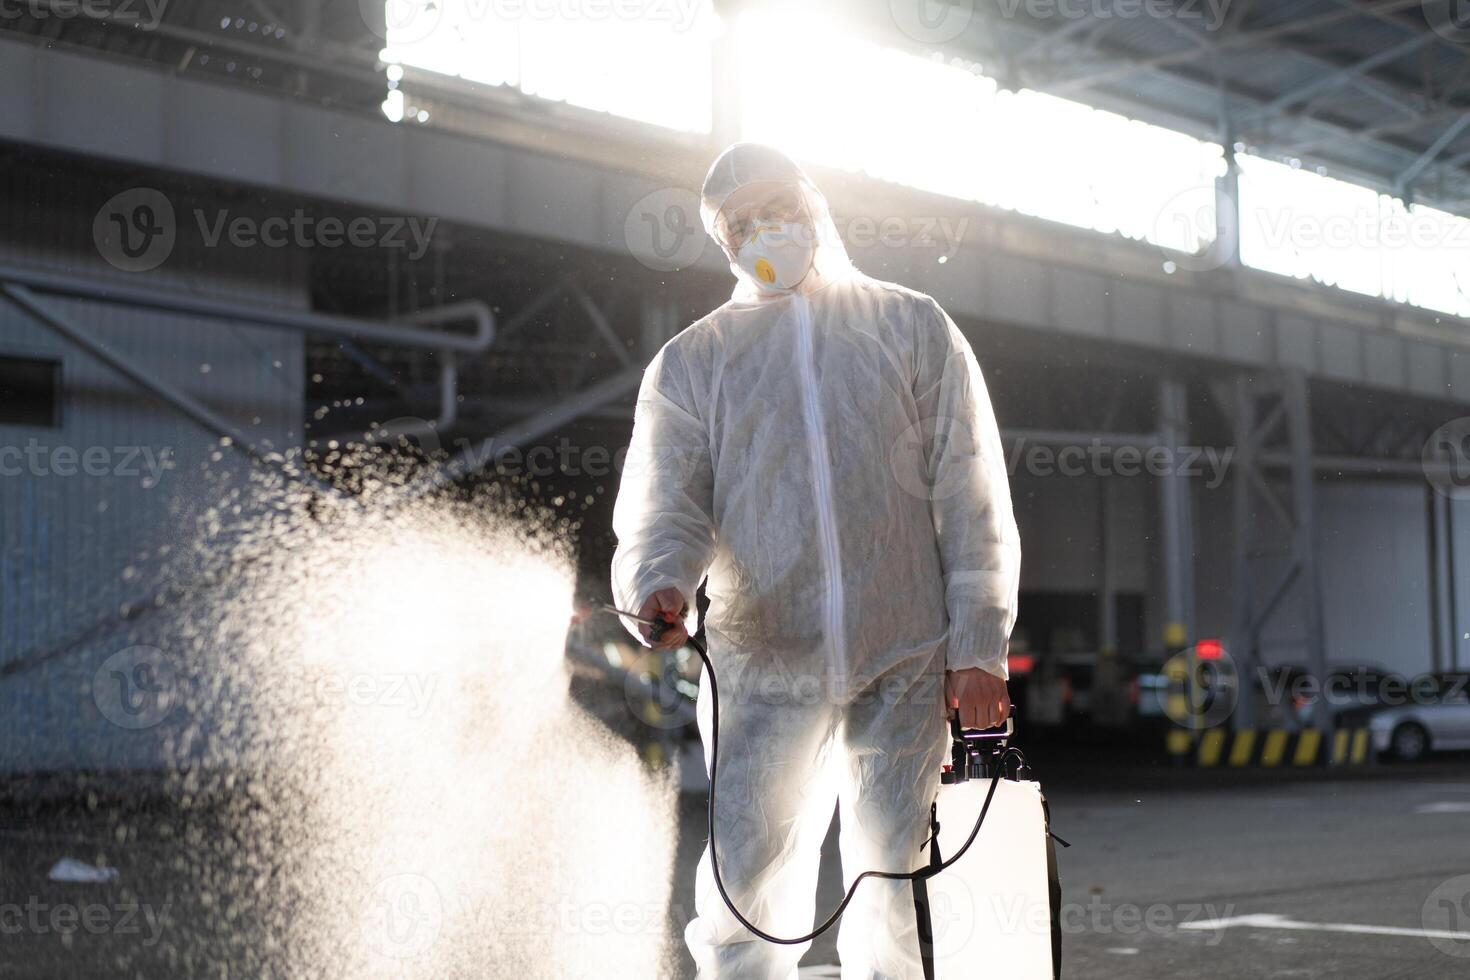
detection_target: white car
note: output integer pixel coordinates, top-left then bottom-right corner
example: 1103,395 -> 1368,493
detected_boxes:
1367,674 -> 1470,761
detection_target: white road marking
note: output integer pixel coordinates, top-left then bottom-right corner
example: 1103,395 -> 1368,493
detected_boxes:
798,967 -> 841,978
1105,947 -> 1140,955
1180,913 -> 1470,942
1415,801 -> 1470,814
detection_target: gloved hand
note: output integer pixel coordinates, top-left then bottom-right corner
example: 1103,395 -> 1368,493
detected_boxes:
946,667 -> 1010,730
637,588 -> 689,650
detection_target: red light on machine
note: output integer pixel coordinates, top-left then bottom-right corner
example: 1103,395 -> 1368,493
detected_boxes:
1008,653 -> 1036,675
1195,638 -> 1224,661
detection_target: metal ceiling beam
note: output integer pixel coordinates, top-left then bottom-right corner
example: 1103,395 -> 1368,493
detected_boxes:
1337,75 -> 1421,118
1397,114 -> 1470,190
1278,103 -> 1467,160
1009,10 -> 1096,63
1222,0 -> 1259,35
1237,32 -> 1435,125
972,5 -> 1470,207
1037,0 -> 1426,96
1327,0 -> 1470,63
1441,144 -> 1470,171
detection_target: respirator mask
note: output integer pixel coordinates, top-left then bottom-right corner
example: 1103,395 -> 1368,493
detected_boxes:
715,184 -> 818,293
735,222 -> 816,292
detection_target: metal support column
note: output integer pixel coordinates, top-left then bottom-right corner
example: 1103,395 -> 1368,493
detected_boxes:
1228,376 -> 1259,730
1099,477 -> 1118,657
1159,377 -> 1196,655
1226,370 -> 1330,738
1159,377 -> 1197,754
1284,371 -> 1329,737
1450,502 -> 1462,673
1216,99 -> 1242,271
1429,488 -> 1454,675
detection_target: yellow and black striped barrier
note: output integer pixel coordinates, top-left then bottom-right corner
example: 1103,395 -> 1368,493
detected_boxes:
1166,727 -> 1373,767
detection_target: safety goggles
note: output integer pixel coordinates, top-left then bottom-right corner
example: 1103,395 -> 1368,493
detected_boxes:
712,184 -> 812,252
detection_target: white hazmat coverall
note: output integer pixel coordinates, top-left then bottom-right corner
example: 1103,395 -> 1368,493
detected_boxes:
611,143 -> 1021,979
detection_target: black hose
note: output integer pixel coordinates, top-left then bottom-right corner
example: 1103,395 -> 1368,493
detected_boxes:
686,632 -> 1024,945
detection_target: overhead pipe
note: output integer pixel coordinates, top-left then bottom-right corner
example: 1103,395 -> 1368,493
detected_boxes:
0,260 -> 497,460
0,283 -> 336,494
0,262 -> 495,354
399,366 -> 645,501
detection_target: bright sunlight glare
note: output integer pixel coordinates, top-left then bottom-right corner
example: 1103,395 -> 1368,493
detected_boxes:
381,0 -> 717,133
382,1 -> 1470,320
1238,154 -> 1470,318
735,6 -> 1227,253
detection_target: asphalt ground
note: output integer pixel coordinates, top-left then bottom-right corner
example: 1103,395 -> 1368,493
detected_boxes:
2,757 -> 1467,978
682,757 -> 1470,980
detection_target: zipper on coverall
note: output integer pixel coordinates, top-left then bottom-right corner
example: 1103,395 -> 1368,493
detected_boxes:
792,292 -> 848,686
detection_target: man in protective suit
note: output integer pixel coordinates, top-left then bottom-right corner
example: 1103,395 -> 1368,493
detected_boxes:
611,143 -> 1021,979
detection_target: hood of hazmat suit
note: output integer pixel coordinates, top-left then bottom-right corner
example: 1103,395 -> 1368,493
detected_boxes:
612,142 -> 1021,697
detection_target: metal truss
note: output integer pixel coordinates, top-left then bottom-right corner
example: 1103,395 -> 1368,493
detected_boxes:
397,274 -> 682,499
1224,369 -> 1329,732
946,0 -> 1470,212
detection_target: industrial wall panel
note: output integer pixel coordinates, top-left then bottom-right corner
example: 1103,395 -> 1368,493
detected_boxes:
0,43 -> 37,136
1012,470 -> 1102,592
1407,340 -> 1448,397
1317,482 -> 1432,677
1111,279 -> 1165,347
283,104 -> 408,207
0,158 -> 310,309
914,252 -> 986,318
169,82 -> 285,183
507,152 -> 606,250
1450,349 -> 1470,399
1219,301 -> 1270,364
1317,321 -> 1362,382
1051,266 -> 1108,336
1192,480 -> 1234,648
0,295 -> 303,772
1362,332 -> 1406,391
1010,470 -> 1153,595
1166,291 -> 1218,356
1276,313 -> 1319,372
408,130 -> 512,229
982,252 -> 1046,327
42,52 -> 165,163
1112,473 -> 1160,606
860,248 -> 921,297
1448,499 -> 1470,672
